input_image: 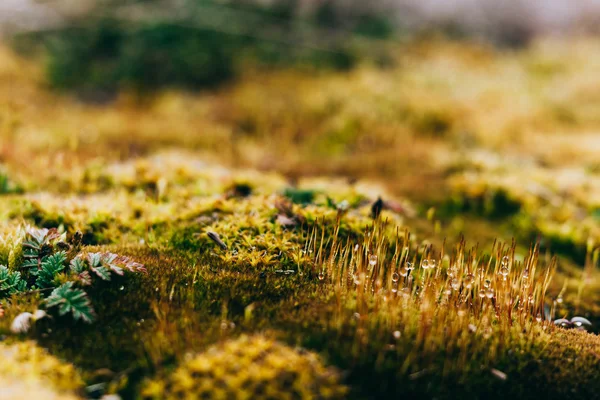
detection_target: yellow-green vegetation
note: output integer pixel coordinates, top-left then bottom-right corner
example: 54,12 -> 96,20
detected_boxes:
0,341 -> 83,400
142,334 -> 347,400
0,35 -> 599,399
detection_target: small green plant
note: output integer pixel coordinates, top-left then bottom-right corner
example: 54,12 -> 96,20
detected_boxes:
0,227 -> 146,323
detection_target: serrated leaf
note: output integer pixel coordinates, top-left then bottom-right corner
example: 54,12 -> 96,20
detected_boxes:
36,252 -> 67,289
91,266 -> 111,281
45,282 -> 95,323
22,258 -> 40,270
0,265 -> 26,296
88,252 -> 102,268
70,256 -> 87,274
77,271 -> 92,286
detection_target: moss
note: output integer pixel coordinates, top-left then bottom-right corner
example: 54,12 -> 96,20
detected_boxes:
1,37 -> 600,399
0,341 -> 83,399
142,334 -> 347,400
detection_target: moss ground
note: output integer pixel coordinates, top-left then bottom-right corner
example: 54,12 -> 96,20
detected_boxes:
0,37 -> 599,399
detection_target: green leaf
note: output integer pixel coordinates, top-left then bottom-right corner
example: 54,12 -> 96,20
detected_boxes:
46,282 -> 95,323
102,252 -> 124,275
91,266 -> 111,281
36,252 -> 67,289
69,256 -> 87,274
0,265 -> 26,297
88,252 -> 102,268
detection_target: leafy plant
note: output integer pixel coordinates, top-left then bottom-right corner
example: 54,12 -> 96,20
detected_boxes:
46,282 -> 95,323
0,265 -> 26,296
33,252 -> 67,289
0,227 -> 146,323
22,228 -> 63,270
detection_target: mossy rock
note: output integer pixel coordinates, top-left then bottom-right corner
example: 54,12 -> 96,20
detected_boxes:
0,341 -> 83,399
142,334 -> 348,400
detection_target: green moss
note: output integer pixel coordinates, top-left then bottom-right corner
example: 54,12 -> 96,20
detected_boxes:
0,341 -> 83,399
142,334 -> 348,400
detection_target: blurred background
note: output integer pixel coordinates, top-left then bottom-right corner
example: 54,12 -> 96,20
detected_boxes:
0,0 -> 599,313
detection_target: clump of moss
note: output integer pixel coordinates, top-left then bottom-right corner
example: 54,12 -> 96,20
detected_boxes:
0,341 -> 83,399
142,334 -> 348,400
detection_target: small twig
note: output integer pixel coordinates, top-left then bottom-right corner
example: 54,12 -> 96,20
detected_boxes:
207,231 -> 228,251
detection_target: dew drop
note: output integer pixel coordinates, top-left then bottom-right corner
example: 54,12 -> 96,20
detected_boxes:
369,255 -> 378,266
451,278 -> 460,290
478,289 -> 486,298
464,274 -> 475,288
485,288 -> 494,299
502,256 -> 509,266
422,260 -> 430,269
536,314 -> 542,322
522,278 -> 530,288
392,272 -> 400,282
318,272 -> 325,281
406,262 -> 414,271
500,267 -> 509,277
522,269 -> 530,279
484,279 -> 491,288
556,295 -> 563,304
393,330 -> 401,339
119,286 -> 124,291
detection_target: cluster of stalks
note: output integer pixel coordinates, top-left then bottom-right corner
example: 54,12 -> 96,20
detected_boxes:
305,219 -> 557,373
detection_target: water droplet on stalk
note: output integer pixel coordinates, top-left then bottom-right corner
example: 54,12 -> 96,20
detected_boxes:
392,272 -> 400,282
484,279 -> 491,288
422,260 -> 429,269
451,278 -> 460,290
502,256 -> 509,266
369,255 -> 378,266
485,288 -> 494,299
478,289 -> 486,298
318,272 -> 325,281
500,267 -> 509,277
464,274 -> 475,288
